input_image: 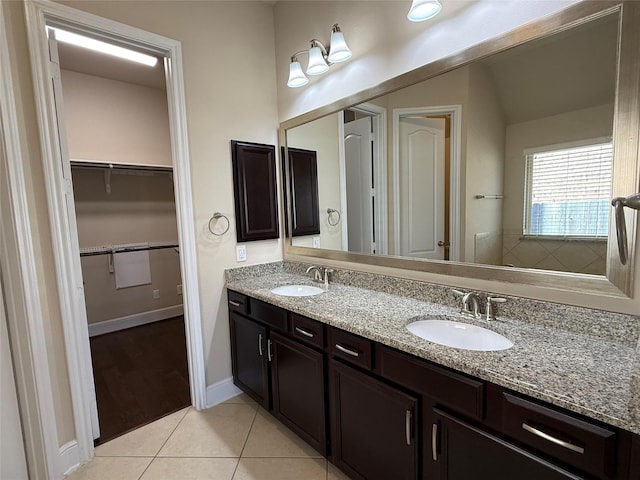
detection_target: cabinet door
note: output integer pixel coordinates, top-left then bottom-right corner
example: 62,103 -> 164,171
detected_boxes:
229,312 -> 269,409
329,360 -> 418,480
432,408 -> 583,480
288,148 -> 320,236
270,331 -> 326,455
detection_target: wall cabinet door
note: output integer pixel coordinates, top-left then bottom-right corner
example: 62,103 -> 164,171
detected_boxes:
329,360 -> 418,480
432,408 -> 583,480
270,331 -> 326,455
230,311 -> 269,409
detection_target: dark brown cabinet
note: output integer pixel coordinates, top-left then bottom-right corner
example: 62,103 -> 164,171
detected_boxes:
270,331 -> 326,455
287,148 -> 320,237
329,359 -> 419,480
432,408 -> 582,480
231,140 -> 279,242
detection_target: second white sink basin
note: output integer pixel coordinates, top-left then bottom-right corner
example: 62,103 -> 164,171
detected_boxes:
407,319 -> 513,351
270,285 -> 325,297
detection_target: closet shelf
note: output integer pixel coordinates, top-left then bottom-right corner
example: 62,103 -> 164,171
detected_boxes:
80,242 -> 179,257
70,159 -> 173,173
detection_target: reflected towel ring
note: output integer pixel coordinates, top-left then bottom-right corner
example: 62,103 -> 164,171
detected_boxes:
208,212 -> 230,236
327,208 -> 341,226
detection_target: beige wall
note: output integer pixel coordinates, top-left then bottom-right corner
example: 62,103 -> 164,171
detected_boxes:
465,63 -> 505,264
61,70 -> 172,166
288,113 -> 343,251
73,169 -> 181,323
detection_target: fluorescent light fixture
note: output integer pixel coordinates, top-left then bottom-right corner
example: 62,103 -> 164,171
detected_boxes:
48,27 -> 158,67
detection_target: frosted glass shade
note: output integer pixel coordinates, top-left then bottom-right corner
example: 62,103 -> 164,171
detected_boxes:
306,46 -> 329,75
287,60 -> 309,87
328,30 -> 352,63
407,0 -> 442,22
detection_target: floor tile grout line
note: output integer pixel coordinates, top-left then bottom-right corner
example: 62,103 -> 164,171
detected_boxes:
231,404 -> 260,479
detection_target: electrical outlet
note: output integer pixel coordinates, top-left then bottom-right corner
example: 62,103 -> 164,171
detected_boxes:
177,284 -> 182,295
313,236 -> 321,248
236,244 -> 247,262
153,289 -> 160,299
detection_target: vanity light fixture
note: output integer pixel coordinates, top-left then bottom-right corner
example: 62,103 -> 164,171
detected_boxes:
287,24 -> 352,88
407,0 -> 442,22
47,27 -> 159,67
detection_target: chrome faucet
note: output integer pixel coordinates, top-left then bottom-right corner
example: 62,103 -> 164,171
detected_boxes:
461,292 -> 481,319
306,265 -> 323,283
322,268 -> 334,289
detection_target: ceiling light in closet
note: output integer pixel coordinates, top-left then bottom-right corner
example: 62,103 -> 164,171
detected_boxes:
407,0 -> 442,22
47,27 -> 158,67
287,24 -> 352,88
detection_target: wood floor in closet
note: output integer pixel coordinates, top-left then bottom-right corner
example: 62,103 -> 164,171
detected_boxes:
90,316 -> 191,445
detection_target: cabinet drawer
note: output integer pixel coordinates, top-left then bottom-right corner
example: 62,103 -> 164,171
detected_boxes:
328,327 -> 372,370
377,345 -> 484,420
249,298 -> 288,332
290,313 -> 325,349
228,290 -> 249,315
502,393 -> 616,479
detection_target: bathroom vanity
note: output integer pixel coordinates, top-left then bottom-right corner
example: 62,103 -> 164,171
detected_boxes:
226,265 -> 640,480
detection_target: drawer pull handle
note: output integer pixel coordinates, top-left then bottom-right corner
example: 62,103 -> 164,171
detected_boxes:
267,339 -> 273,362
405,410 -> 412,446
431,423 -> 438,461
229,300 -> 242,307
295,327 -> 315,338
335,344 -> 359,357
522,423 -> 585,454
258,334 -> 263,356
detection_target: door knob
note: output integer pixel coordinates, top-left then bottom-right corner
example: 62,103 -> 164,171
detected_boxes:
437,241 -> 450,247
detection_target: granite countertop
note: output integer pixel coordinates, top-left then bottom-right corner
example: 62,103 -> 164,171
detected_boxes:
226,271 -> 640,436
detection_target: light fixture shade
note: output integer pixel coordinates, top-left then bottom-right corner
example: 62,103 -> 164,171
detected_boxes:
306,46 -> 330,75
407,0 -> 442,22
287,60 -> 309,87
328,29 -> 352,63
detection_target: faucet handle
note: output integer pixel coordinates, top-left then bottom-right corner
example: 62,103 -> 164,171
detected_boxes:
451,289 -> 466,297
485,296 -> 507,321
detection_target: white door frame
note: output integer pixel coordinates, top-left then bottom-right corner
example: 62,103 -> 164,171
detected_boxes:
24,0 -> 206,469
0,4 -> 60,478
393,105 -> 462,261
338,102 -> 388,254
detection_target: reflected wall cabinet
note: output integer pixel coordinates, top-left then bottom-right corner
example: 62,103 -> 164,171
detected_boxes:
231,140 -> 279,242
288,148 -> 320,237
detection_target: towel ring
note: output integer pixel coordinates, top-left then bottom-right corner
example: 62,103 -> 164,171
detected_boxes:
327,208 -> 341,226
208,212 -> 230,236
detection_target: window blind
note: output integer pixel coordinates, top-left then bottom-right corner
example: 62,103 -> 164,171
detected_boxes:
525,142 -> 612,237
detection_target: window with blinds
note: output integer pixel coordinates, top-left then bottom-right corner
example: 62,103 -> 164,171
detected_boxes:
524,141 -> 612,237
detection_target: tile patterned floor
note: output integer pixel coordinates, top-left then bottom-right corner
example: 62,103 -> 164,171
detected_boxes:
66,394 -> 351,480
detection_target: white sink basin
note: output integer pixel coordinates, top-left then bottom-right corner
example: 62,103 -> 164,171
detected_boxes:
407,319 -> 513,351
270,285 -> 325,297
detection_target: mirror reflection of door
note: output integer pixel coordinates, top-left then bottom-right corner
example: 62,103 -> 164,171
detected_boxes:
398,115 -> 447,260
344,113 -> 375,253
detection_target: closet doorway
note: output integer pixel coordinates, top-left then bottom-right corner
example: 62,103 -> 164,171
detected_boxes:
54,28 -> 191,444
25,1 -> 206,461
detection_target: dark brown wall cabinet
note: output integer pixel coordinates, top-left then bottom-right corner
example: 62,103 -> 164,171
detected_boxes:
231,140 -> 279,242
287,148 -> 320,237
228,290 -> 639,480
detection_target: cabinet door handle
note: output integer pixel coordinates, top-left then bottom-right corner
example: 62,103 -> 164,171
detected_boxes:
522,423 -> 585,454
295,327 -> 314,338
431,423 -> 438,461
335,344 -> 359,357
258,333 -> 263,356
229,300 -> 241,307
405,410 -> 412,446
267,339 -> 273,362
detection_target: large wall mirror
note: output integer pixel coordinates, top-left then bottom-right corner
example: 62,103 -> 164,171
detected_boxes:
281,2 -> 640,298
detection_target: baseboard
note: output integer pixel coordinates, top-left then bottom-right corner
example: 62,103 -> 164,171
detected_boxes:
205,377 -> 242,408
59,440 -> 80,477
88,305 -> 184,337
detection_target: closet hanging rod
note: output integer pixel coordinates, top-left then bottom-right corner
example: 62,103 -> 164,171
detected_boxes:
70,159 -> 173,173
79,243 -> 179,257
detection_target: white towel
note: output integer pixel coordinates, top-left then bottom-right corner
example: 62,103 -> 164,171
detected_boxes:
114,249 -> 151,289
